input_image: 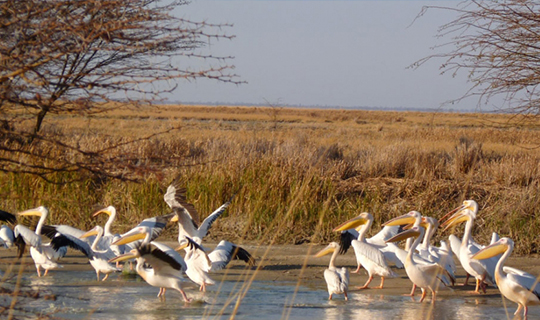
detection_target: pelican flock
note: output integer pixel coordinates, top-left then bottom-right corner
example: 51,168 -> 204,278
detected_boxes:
1,194 -> 539,317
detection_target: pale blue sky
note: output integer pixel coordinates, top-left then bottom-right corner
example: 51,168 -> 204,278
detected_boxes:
169,1 -> 493,111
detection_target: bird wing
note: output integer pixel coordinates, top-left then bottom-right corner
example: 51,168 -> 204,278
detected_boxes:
198,194 -> 235,239
164,184 -> 200,225
208,240 -> 255,271
448,234 -> 462,258
338,229 -> 357,254
13,225 -> 42,250
417,262 -> 452,287
0,225 -> 15,248
134,213 -> 175,242
139,244 -> 184,275
42,225 -> 95,246
149,241 -> 187,272
505,268 -> 540,299
50,234 -> 93,259
351,240 -> 390,270
0,210 -> 16,224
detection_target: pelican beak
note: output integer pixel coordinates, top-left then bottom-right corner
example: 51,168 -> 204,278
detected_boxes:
109,253 -> 137,263
112,230 -> 146,245
170,215 -> 179,223
80,228 -> 98,239
175,242 -> 189,251
314,245 -> 335,258
419,217 -> 430,229
333,216 -> 368,232
441,211 -> 469,232
18,208 -> 42,217
439,204 -> 465,223
472,240 -> 507,260
386,228 -> 421,243
93,208 -> 111,217
383,213 -> 416,227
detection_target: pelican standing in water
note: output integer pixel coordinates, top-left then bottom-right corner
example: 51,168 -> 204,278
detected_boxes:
333,212 -> 397,289
314,242 -> 349,300
176,236 -> 216,292
110,244 -> 191,302
441,200 -> 497,293
14,206 -> 66,277
386,226 -> 452,303
473,237 -> 540,318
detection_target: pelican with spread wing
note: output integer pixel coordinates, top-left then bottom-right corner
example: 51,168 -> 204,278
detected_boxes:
14,206 -> 66,276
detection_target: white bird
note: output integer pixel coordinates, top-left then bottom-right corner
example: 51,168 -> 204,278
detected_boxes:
0,225 -> 14,249
14,206 -> 66,277
92,206 -> 124,257
386,226 -> 452,303
176,236 -> 216,292
164,184 -> 233,245
333,212 -> 397,289
207,240 -> 255,271
110,244 -> 191,302
441,200 -> 498,293
314,242 -> 349,300
50,225 -> 120,281
473,237 -> 540,318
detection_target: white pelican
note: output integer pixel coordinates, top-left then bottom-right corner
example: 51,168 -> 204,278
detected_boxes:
441,200 -> 498,293
386,226 -> 452,303
92,206 -> 124,257
112,212 -> 175,248
0,225 -> 14,249
110,244 -> 191,302
333,212 -> 397,289
164,184 -> 233,245
207,240 -> 256,271
472,237 -> 540,318
176,236 -> 216,292
50,226 -> 120,281
314,242 -> 349,300
14,206 -> 66,276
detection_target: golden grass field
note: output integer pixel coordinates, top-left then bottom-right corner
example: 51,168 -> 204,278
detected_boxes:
1,104 -> 540,254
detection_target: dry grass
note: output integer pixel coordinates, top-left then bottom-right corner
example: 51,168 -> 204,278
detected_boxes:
2,104 -> 540,254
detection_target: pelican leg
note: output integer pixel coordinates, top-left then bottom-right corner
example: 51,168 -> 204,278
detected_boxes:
157,287 -> 164,297
358,275 -> 373,289
430,289 -> 437,304
43,269 -> 49,277
102,274 -> 109,281
200,283 -> 206,292
524,305 -> 528,318
409,284 -> 417,296
176,288 -> 191,303
419,288 -> 427,303
373,277 -> 385,289
463,273 -> 470,286
474,278 -> 481,293
96,271 -> 101,281
344,291 -> 348,301
514,304 -> 523,316
352,264 -> 362,274
328,293 -> 333,300
36,266 -> 42,277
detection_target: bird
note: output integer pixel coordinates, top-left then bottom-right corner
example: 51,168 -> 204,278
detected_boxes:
441,200 -> 498,293
164,184 -> 233,245
176,236 -> 216,292
13,206 -> 66,276
386,226 -> 452,303
0,225 -> 14,249
314,242 -> 349,300
109,243 -> 191,302
92,206 -> 124,258
50,225 -> 120,281
333,212 -> 397,289
472,237 -> 540,319
206,240 -> 256,271
112,212 -> 175,247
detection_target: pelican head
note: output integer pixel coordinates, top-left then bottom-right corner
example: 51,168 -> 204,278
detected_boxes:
112,226 -> 150,245
18,206 -> 48,218
383,211 -> 421,227
314,242 -> 339,257
472,237 -> 512,260
92,206 -> 116,218
80,225 -> 103,239
440,202 -> 477,232
385,226 -> 422,243
439,200 -> 478,223
333,212 -> 372,232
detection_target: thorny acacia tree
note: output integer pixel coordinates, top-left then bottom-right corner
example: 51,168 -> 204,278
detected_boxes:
413,0 -> 540,116
0,0 -> 241,182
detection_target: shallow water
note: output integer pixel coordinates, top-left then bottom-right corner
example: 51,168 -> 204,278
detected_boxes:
8,270 -> 540,320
